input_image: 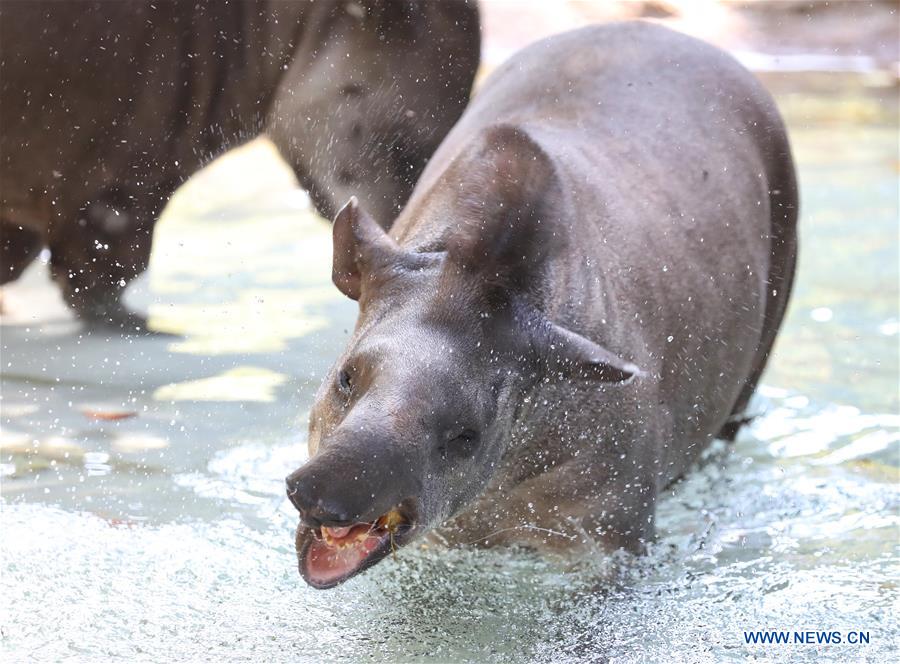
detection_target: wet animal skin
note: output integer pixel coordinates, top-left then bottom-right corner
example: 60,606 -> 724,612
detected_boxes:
286,22 -> 798,588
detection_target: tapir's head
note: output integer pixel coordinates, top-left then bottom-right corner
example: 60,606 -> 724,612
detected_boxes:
268,0 -> 480,229
286,126 -> 640,588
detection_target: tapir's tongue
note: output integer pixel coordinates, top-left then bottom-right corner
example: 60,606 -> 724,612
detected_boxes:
304,523 -> 384,587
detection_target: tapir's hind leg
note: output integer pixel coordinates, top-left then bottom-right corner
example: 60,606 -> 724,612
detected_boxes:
1,220 -> 43,286
718,142 -> 799,440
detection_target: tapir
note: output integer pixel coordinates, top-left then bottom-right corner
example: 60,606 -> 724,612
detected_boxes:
0,0 -> 479,327
285,22 -> 798,589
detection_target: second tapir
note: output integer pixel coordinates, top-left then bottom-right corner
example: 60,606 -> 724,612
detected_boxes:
286,22 -> 798,589
0,0 -> 479,327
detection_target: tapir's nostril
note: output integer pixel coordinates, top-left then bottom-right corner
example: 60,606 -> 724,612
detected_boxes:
285,477 -> 308,515
285,473 -> 352,525
285,469 -> 319,517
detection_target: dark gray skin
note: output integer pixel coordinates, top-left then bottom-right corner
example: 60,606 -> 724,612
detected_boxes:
0,0 -> 479,328
285,21 -> 798,589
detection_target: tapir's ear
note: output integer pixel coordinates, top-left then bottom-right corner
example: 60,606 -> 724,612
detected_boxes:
332,196 -> 400,300
446,125 -> 560,295
540,322 -> 642,383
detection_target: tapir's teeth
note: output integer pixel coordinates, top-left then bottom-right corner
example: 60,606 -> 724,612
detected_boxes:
323,525 -> 351,539
318,522 -> 380,550
315,513 -> 407,552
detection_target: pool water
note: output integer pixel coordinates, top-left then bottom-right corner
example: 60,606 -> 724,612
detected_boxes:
1,84 -> 897,662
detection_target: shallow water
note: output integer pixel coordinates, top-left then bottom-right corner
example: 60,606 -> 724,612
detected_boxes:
2,87 -> 898,662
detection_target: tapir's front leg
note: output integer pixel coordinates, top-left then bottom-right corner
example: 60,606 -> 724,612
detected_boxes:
47,178 -> 179,332
580,472 -> 659,554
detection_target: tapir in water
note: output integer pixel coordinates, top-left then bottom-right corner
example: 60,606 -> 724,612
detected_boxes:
286,22 -> 798,589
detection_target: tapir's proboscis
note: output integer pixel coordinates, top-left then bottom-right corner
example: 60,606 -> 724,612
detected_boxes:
286,22 -> 798,589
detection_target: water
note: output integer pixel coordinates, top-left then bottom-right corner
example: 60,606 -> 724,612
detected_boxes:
2,86 -> 898,662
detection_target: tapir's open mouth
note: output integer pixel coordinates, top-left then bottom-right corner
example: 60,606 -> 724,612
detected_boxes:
295,507 -> 415,589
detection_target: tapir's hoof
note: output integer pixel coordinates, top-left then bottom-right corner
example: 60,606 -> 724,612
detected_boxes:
80,305 -> 171,337
717,414 -> 755,442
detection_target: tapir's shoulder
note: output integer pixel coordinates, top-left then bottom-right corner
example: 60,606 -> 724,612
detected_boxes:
527,20 -> 741,63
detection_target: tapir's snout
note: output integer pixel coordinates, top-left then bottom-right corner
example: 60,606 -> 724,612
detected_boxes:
285,437 -> 420,527
286,429 -> 424,588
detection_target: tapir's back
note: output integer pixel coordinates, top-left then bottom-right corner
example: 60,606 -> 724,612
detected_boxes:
407,21 -> 791,236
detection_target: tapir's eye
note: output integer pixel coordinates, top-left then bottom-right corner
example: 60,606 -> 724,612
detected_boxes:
443,428 -> 479,459
452,429 -> 478,444
337,369 -> 352,395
